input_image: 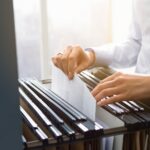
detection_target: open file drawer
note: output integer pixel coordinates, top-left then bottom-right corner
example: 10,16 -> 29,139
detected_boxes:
20,68 -> 150,150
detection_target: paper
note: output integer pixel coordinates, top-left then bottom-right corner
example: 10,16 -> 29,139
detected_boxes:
51,65 -> 96,121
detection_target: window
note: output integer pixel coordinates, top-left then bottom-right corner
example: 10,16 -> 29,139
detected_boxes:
13,0 -> 41,79
14,0 -> 132,79
112,0 -> 132,42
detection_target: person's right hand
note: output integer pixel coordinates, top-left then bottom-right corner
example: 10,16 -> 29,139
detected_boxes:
52,45 -> 95,80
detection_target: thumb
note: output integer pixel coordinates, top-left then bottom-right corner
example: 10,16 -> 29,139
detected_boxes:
75,63 -> 88,74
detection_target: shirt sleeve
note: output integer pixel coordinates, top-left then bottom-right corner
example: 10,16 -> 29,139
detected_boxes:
91,7 -> 142,68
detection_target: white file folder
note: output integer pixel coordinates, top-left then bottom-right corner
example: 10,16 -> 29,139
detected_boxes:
51,65 -> 96,121
51,66 -> 125,150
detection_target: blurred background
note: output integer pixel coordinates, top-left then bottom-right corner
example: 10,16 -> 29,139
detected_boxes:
13,0 -> 132,79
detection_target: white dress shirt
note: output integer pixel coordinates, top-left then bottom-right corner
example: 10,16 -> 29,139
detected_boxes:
93,0 -> 150,74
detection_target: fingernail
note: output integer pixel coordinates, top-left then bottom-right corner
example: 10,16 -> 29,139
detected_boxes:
98,102 -> 105,107
91,91 -> 95,96
97,101 -> 103,106
68,72 -> 73,80
97,98 -> 106,106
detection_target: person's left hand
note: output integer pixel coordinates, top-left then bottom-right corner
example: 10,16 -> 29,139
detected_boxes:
91,72 -> 150,106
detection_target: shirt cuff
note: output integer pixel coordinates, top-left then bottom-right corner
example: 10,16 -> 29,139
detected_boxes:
91,43 -> 115,67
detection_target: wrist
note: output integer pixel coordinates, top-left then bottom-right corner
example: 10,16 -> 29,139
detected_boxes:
144,76 -> 150,98
85,48 -> 96,67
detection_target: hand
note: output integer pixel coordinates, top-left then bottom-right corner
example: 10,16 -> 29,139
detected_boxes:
91,72 -> 150,106
52,45 -> 95,79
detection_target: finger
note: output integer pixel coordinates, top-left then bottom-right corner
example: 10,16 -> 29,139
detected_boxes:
61,46 -> 72,75
101,72 -> 122,84
75,62 -> 89,74
91,80 -> 115,97
51,57 -> 59,68
95,87 -> 118,102
97,94 -> 124,106
54,54 -> 63,70
68,56 -> 76,80
68,48 -> 80,79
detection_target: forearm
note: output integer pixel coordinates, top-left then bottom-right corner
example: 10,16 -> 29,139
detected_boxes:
140,76 -> 150,100
91,38 -> 141,69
